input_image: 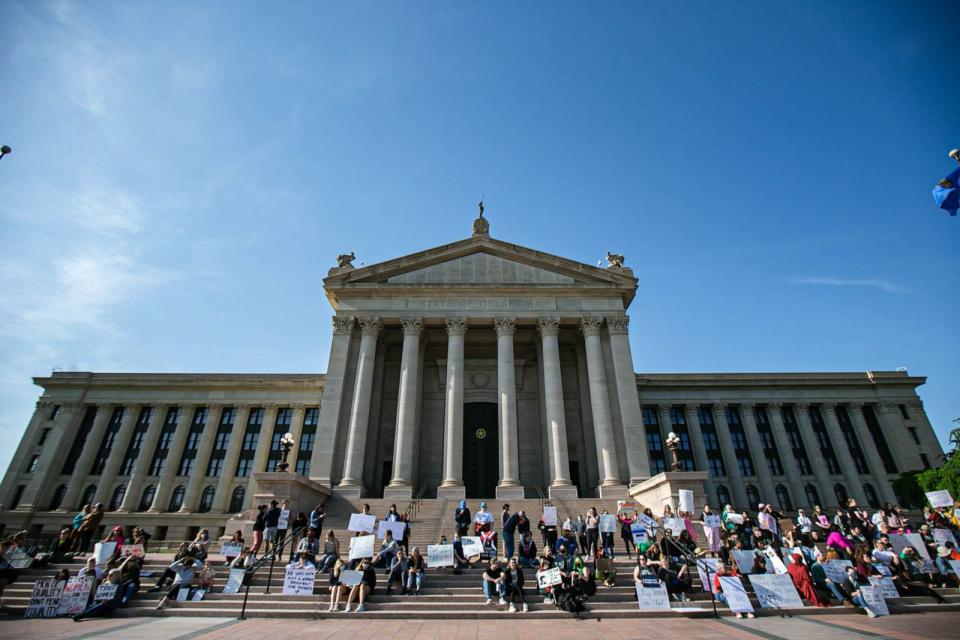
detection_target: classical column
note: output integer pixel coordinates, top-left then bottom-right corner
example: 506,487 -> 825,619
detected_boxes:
682,405 -> 711,474
765,403 -> 806,511
14,402 -> 82,512
820,402 -> 869,505
212,405 -> 250,512
438,317 -> 468,499
179,405 -> 221,513
149,405 -> 194,512
875,403 -> 919,471
739,403 -> 773,505
495,317 -> 523,499
580,317 -> 624,495
311,316 -> 355,487
848,403 -> 898,505
286,404 -> 307,472
118,404 -> 167,512
711,404 -> 748,508
61,404 -> 113,510
794,404 -> 834,508
0,400 -> 50,510
246,404 -> 278,496
94,404 -> 140,507
539,317 -> 575,498
605,315 -> 651,484
905,400 -> 947,467
385,318 -> 423,499
338,316 -> 382,495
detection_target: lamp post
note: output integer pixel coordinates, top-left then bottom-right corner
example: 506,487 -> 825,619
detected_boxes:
277,432 -> 296,472
665,431 -> 682,472
0,146 -> 11,160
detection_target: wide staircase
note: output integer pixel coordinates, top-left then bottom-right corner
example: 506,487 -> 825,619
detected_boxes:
4,497 -> 960,619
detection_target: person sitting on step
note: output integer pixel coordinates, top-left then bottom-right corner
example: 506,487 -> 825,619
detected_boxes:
504,556 -> 528,612
482,557 -> 508,605
318,530 -> 340,573
407,546 -> 426,595
345,558 -> 376,613
373,530 -> 399,572
155,557 -> 196,609
385,547 -> 408,595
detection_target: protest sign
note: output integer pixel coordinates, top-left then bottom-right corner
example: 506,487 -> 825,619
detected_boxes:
94,583 -> 118,601
778,518 -> 796,534
56,576 -> 94,615
822,560 -> 852,584
543,506 -> 558,527
695,557 -> 718,592
860,585 -> 889,616
93,541 -> 116,565
719,576 -> 754,613
24,579 -> 64,618
631,523 -> 648,545
461,536 -> 484,557
663,517 -> 685,536
872,563 -> 891,576
926,490 -> 954,509
348,513 -> 376,533
377,520 -> 406,541
703,514 -> 721,528
636,513 -> 658,529
933,528 -> 957,547
617,500 -> 638,518
278,509 -> 290,530
427,544 -> 454,568
731,550 -> 759,574
747,573 -> 804,609
220,542 -> 243,558
678,489 -> 694,514
536,567 -> 563,588
282,563 -> 316,595
223,568 -> 244,594
635,581 -> 671,610
726,513 -> 744,525
348,535 -> 375,560
3,548 -> 32,569
890,533 -> 936,571
868,576 -> 900,599
950,559 -> 960,576
339,569 -> 363,587
599,514 -> 617,534
123,543 -> 145,558
191,589 -> 206,601
762,548 -> 788,575
176,587 -> 191,601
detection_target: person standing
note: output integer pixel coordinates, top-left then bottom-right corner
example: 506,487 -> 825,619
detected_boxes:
263,500 -> 281,554
455,500 -> 471,537
503,507 -> 519,560
585,508 -> 599,557
251,504 -> 267,555
309,503 -> 326,538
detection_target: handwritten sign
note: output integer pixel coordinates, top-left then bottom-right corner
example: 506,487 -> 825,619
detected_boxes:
763,548 -> 788,575
220,542 -> 243,558
719,576 -> 754,613
731,550 -> 759,574
950,560 -> 960,579
822,560 -> 852,584
889,533 -> 936,572
543,506 -> 558,527
599,514 -> 617,534
339,569 -> 363,587
377,520 -> 406,541
93,541 -> 116,565
748,574 -> 804,609
637,513 -> 658,529
94,583 -> 118,601
24,579 -> 64,618
282,564 -> 316,595
663,517 -> 685,536
191,589 -> 206,601
427,544 -> 454,568
925,490 -> 954,509
122,543 -> 145,558
617,500 -> 638,518
56,576 -> 94,615
703,514 -> 721,528
536,567 -> 563,588
348,535 -> 375,560
678,489 -> 694,514
725,513 -> 744,525
933,528 -> 957,547
860,585 -> 889,616
695,557 -> 718,592
176,587 -> 191,601
3,548 -> 32,569
222,568 -> 245,594
348,513 -> 376,533
278,509 -> 290,530
868,576 -> 900,599
635,580 -> 671,610
461,536 -> 484,557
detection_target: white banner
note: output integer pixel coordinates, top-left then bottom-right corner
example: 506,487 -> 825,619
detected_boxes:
461,536 -> 484,557
223,568 -> 245,594
731,550 -> 758,574
377,520 -> 406,541
282,564 -> 317,596
348,535 -> 375,560
933,528 -> 957,547
747,573 -> 805,609
543,506 -> 558,527
339,569 -> 363,587
822,560 -> 852,584
94,583 -> 118,602
427,544 -> 454,568
926,490 -> 954,509
635,580 -> 671,610
599,514 -> 617,533
536,567 -> 563,588
763,548 -> 788,575
859,585 -> 889,616
56,576 -> 94,615
663,517 -> 685,536
868,576 -> 900,599
220,542 -> 243,558
678,489 -> 694,514
719,576 -> 754,613
695,558 -> 718,592
122,543 -> 145,558
3,548 -> 32,569
278,509 -> 290,530
24,579 -> 64,618
93,541 -> 116,565
348,513 -> 376,533
703,514 -> 721,528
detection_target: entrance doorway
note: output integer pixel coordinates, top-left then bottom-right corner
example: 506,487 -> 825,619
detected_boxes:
463,402 -> 498,498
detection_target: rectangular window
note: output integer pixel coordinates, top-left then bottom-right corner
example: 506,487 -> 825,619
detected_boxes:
808,405 -> 841,474
207,457 -> 223,477
898,404 -> 909,420
91,406 -> 125,474
767,457 -> 783,475
669,407 -> 686,426
708,457 -> 725,477
9,485 -> 26,509
149,407 -> 180,476
836,405 -> 869,474
49,405 -> 61,420
37,428 -> 50,446
27,455 -> 40,473
179,457 -> 194,475
643,406 -> 667,473
236,458 -> 254,477
295,458 -> 311,476
702,432 -> 719,451
265,408 -> 292,471
862,405 -> 898,474
908,427 -> 920,445
62,405 -> 97,473
731,431 -> 747,450
737,457 -> 754,476
920,453 -> 930,469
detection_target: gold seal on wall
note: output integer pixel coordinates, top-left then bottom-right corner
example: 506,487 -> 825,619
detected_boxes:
475,428 -> 487,439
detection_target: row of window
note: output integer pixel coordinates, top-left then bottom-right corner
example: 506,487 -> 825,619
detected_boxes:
42,482 -> 247,514
713,481 -> 882,511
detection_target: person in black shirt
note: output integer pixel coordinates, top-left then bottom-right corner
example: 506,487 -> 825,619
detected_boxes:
345,559 -> 376,613
482,558 -> 507,604
251,505 -> 267,555
504,557 -> 528,612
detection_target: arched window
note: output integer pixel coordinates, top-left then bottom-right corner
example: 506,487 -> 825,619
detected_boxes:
863,483 -> 879,509
746,485 -> 760,509
48,484 -> 67,511
79,484 -> 97,510
109,485 -> 126,511
138,485 -> 156,512
168,485 -> 186,512
775,484 -> 793,512
198,486 -> 215,513
834,483 -> 848,507
716,485 -> 731,508
229,486 -> 246,513
805,484 -> 821,508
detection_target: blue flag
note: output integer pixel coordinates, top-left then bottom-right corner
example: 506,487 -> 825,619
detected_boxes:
932,166 -> 960,216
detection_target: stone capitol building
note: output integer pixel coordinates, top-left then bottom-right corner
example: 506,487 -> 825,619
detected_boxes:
0,211 -> 946,539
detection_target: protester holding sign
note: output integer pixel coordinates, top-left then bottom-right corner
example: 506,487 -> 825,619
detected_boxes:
700,505 -> 722,553
221,531 -> 244,566
343,558 -> 377,612
77,557 -> 103,581
295,529 -> 320,566
842,565 -> 878,617
887,554 -> 946,603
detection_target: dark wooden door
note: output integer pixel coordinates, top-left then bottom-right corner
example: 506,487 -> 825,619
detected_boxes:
463,402 -> 498,498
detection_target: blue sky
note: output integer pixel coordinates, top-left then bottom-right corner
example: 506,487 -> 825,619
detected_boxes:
1,1 -> 958,478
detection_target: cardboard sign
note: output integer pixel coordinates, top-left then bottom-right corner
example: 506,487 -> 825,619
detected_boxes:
617,500 -> 638,518
543,506 -> 558,527
925,490 -> 954,509
339,569 -> 363,587
703,514 -> 721,528
631,523 -> 648,545
277,509 -> 290,530
599,514 -> 617,533
678,489 -> 694,514
427,544 -> 454,568
377,520 -> 406,541
719,576 -> 754,613
94,583 -> 118,601
348,513 -> 376,533
123,543 -> 145,558
3,548 -> 33,569
747,573 -> 805,609
282,564 -> 317,595
93,541 -> 116,565
758,512 -> 777,533
822,560 -> 852,584
778,518 -> 796,534
24,579 -> 64,618
762,548 -> 788,575
536,567 -> 563,588
859,585 -> 889,616
223,568 -> 245,594
635,581 -> 671,610
461,536 -> 484,557
220,542 -> 243,558
933,528 -> 957,547
348,535 -> 375,560
868,576 -> 900,599
731,550 -> 760,574
663,517 -> 685,536
695,557 -> 718,592
56,576 -> 94,615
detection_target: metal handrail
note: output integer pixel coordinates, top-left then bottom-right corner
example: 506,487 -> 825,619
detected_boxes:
659,532 -> 718,618
405,486 -> 426,521
237,526 -> 303,619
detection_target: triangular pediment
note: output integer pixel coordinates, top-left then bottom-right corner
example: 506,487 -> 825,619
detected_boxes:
386,251 -> 575,285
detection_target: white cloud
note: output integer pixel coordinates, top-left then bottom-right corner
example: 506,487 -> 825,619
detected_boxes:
789,276 -> 911,294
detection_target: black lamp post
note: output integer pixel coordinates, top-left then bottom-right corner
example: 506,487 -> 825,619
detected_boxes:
277,432 -> 296,472
0,146 -> 11,160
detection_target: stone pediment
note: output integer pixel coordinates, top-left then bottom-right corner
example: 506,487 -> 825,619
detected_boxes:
387,251 -> 575,285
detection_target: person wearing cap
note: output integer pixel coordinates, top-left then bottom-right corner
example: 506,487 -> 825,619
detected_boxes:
934,545 -> 958,588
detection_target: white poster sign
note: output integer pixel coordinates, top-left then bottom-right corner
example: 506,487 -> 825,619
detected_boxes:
950,560 -> 960,578
427,544 -> 454,568
822,560 -> 852,584
678,489 -> 694,514
56,576 -> 94,615
536,567 -> 563,588
339,569 -> 363,587
24,579 -> 64,618
93,541 -> 116,565
220,542 -> 243,558
617,500 -> 638,518
223,568 -> 245,594
703,514 -> 721,528
191,589 -> 206,601
599,514 -> 617,534
933,528 -> 957,547
461,536 -> 484,557
631,523 -> 648,545
719,576 -> 754,613
4,548 -> 32,569
868,576 -> 900,599
663,517 -> 685,536
635,580 -> 671,610
889,533 -> 935,572
543,506 -> 558,527
377,520 -> 406,541
277,509 -> 290,530
348,513 -> 376,533
726,513 -> 744,525
122,543 -> 145,558
747,573 -> 805,609
348,535 -> 375,560
763,548 -> 788,575
176,587 -> 191,601
925,490 -> 954,509
636,513 -> 658,529
282,564 -> 316,596
731,550 -> 759,574
859,585 -> 889,616
695,557 -> 718,592
94,583 -> 118,602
